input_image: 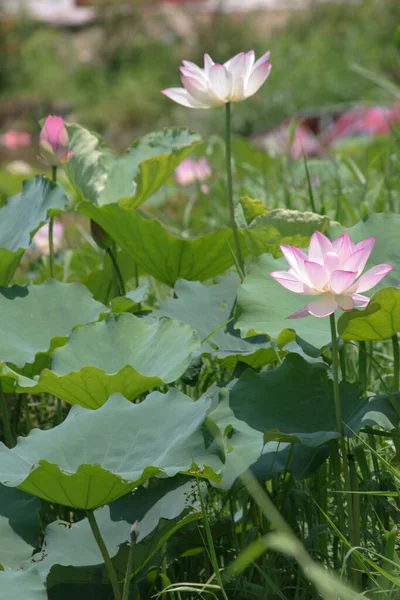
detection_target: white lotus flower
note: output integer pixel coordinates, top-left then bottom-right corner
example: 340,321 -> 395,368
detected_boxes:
162,50 -> 271,109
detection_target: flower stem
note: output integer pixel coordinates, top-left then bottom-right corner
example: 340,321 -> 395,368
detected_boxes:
122,527 -> 137,600
86,509 -> 121,600
196,478 -> 229,600
49,165 -> 57,279
329,312 -> 358,584
107,243 -> 126,297
0,382 -> 14,447
225,102 -> 244,280
358,341 -> 367,391
392,334 -> 399,392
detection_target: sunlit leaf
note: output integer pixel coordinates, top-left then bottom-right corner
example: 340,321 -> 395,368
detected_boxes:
10,314 -> 200,408
0,280 -> 105,369
338,287 -> 400,341
0,390 -> 222,508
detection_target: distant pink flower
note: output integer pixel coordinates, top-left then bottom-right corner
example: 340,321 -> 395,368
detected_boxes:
0,130 -> 32,150
175,157 -> 211,193
162,50 -> 271,109
257,122 -> 322,159
320,105 -> 400,147
32,222 -> 64,255
270,231 -> 392,319
39,116 -> 73,166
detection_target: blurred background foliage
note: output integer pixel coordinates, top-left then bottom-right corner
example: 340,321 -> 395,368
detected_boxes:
1,0 -> 400,151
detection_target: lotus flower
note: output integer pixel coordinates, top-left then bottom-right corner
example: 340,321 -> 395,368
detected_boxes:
162,51 -> 271,109
32,222 -> 64,255
270,231 -> 392,319
39,116 -> 73,166
175,157 -> 211,192
0,130 -> 32,150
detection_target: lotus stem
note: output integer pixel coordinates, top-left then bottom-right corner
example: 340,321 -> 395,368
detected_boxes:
49,165 -> 57,279
0,382 -> 14,447
329,312 -> 358,585
392,334 -> 399,393
107,242 -> 126,297
225,102 -> 244,280
122,523 -> 138,600
86,509 -> 122,600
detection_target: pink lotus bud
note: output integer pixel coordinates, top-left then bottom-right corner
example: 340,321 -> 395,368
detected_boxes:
39,116 -> 73,166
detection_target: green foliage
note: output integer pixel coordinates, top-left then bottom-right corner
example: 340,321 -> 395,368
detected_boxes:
0,485 -> 41,569
229,353 -> 399,445
0,280 -> 104,369
0,177 -> 69,284
339,287 -> 400,340
10,314 -> 200,407
0,390 -> 221,508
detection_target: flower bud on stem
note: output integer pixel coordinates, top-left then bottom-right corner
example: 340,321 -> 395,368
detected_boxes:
122,521 -> 139,600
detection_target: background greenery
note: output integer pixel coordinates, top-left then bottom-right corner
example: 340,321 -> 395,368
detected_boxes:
1,0 -> 400,147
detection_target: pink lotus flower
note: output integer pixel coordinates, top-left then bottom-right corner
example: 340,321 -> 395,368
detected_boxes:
32,222 -> 64,255
175,157 -> 211,192
39,116 -> 73,166
255,121 -> 322,159
162,50 -> 271,109
270,231 -> 392,319
0,130 -> 32,150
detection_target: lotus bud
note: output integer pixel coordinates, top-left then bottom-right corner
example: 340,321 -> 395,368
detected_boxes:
90,220 -> 112,250
130,520 -> 139,543
39,115 -> 73,166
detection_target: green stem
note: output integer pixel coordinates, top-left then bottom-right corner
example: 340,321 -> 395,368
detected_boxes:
359,341 -> 367,392
122,526 -> 137,600
86,509 -> 122,600
49,166 -> 57,279
392,334 -> 399,392
196,479 -> 229,600
225,102 -> 244,280
0,382 -> 14,447
330,313 -> 358,584
329,440 -> 346,541
107,244 -> 126,297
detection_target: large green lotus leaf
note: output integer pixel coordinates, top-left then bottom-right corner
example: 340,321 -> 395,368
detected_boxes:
150,276 -> 275,369
36,478 -> 204,594
0,281 -> 105,369
0,176 -> 69,285
253,442 -> 330,482
34,476 -> 201,580
229,354 -> 399,446
244,209 -> 330,258
98,128 -> 202,208
0,485 -> 41,569
11,314 -> 200,407
79,204 -> 329,288
78,202 -> 246,287
207,387 -> 264,488
235,253 -> 331,348
0,390 -> 222,508
338,287 -> 400,341
0,568 -> 47,600
64,124 -> 201,208
64,123 -> 117,203
328,213 -> 400,289
207,386 -> 329,487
